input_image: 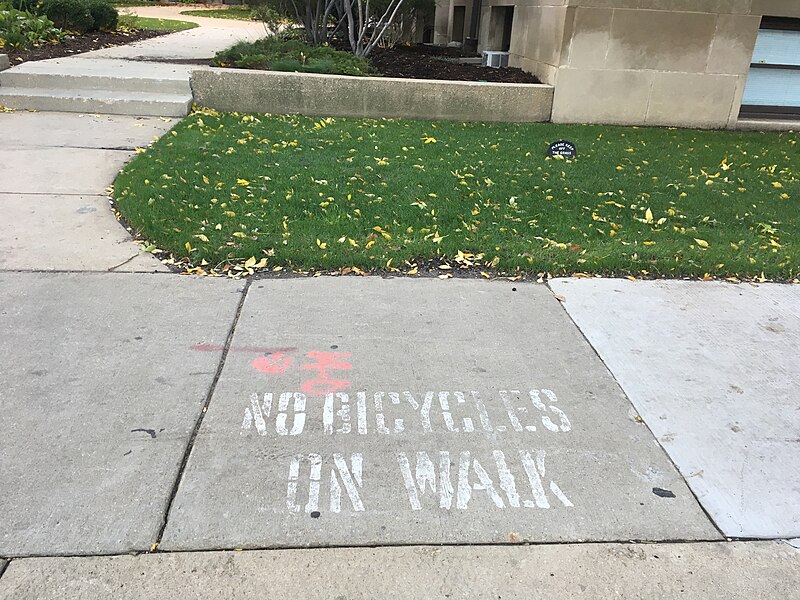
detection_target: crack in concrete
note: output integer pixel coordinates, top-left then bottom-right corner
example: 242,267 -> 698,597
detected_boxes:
108,254 -> 142,272
0,537 -> 781,561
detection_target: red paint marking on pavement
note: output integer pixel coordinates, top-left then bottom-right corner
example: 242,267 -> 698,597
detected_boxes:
252,353 -> 295,375
300,351 -> 353,395
191,344 -> 298,354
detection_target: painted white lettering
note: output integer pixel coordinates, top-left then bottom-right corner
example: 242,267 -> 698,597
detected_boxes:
356,391 -> 368,434
288,453 -> 364,514
500,390 -> 529,432
439,392 -> 459,432
324,392 -> 351,435
493,450 -> 520,508
286,453 -> 322,513
397,451 -> 454,510
276,392 -> 306,436
540,389 -> 571,432
245,389 -> 566,436
405,391 -> 434,433
470,391 -> 494,432
520,449 -> 573,508
471,457 -> 505,508
241,392 -> 272,435
457,451 -> 471,509
375,392 -> 404,434
330,453 -> 364,512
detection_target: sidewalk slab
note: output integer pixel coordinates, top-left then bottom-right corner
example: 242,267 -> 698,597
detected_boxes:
0,148 -> 133,195
0,111 -> 176,150
1,542 -> 797,599
0,193 -> 165,272
0,273 -> 243,555
161,278 -> 717,550
550,278 -> 800,538
0,112 -> 176,270
82,18 -> 263,61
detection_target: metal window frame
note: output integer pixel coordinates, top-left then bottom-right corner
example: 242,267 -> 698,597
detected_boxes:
740,16 -> 800,117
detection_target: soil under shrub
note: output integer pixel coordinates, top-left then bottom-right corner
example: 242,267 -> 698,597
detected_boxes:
368,45 -> 539,84
4,29 -> 171,64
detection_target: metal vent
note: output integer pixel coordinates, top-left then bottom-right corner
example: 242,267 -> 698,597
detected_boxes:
481,51 -> 510,68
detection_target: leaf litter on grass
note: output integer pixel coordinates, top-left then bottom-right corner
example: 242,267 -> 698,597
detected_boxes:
113,108 -> 799,281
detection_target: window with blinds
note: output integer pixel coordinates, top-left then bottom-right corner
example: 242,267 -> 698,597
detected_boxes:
741,17 -> 800,117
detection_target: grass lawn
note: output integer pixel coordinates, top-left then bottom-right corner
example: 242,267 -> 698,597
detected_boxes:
114,111 -> 799,280
118,15 -> 199,31
180,7 -> 254,20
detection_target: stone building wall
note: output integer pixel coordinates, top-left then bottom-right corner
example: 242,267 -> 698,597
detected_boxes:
439,0 -> 800,127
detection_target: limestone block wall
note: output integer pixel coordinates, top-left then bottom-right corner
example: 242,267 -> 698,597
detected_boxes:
751,0 -> 800,19
434,0 -> 471,46
549,1 -> 763,128
437,0 -> 800,127
479,0 -> 570,85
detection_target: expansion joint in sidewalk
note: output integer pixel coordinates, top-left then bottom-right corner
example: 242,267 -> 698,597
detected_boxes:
153,279 -> 252,546
544,280 -> 728,540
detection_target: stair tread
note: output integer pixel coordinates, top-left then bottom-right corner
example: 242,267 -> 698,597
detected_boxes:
0,87 -> 191,101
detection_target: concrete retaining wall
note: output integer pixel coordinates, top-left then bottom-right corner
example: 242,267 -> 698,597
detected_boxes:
190,68 -> 554,122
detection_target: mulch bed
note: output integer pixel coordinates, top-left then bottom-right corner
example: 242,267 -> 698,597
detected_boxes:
327,39 -> 539,84
4,29 -> 172,64
368,46 -> 538,83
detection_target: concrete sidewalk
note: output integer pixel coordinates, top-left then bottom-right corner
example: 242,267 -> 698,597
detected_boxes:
100,5 -> 264,61
0,111 -> 174,271
551,278 -> 800,539
1,542 -> 798,599
1,50 -> 799,591
0,6 -> 264,115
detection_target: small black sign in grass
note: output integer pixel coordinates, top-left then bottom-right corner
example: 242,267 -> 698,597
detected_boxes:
547,140 -> 577,159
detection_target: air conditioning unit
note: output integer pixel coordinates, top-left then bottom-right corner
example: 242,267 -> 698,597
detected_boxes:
482,51 -> 510,68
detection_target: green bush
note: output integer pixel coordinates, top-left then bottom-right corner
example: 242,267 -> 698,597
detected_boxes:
9,0 -> 39,12
0,6 -> 62,48
39,0 -> 94,32
86,0 -> 116,30
214,37 -> 373,76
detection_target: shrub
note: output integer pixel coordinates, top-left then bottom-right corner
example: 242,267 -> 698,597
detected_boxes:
214,37 -> 373,76
9,0 -> 40,12
86,0 -> 116,30
39,0 -> 94,32
0,7 -> 62,48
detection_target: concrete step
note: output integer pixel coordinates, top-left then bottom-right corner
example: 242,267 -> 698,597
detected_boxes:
0,87 -> 192,117
0,70 -> 191,95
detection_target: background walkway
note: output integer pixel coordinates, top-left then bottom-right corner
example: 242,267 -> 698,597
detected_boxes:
0,6 -> 264,115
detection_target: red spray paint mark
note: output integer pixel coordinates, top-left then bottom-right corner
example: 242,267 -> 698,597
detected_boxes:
300,351 -> 352,394
191,344 -> 298,354
252,353 -> 295,375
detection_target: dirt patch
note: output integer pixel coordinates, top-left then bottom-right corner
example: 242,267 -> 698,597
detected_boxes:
368,46 -> 538,83
4,29 -> 173,65
323,39 -> 538,83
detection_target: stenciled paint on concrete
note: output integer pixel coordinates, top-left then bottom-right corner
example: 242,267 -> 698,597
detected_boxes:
241,389 -> 575,514
159,278 -> 719,550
